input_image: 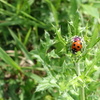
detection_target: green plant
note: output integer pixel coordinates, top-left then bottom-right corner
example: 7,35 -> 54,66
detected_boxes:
0,0 -> 100,100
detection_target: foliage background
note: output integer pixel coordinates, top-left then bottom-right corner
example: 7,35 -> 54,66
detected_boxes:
0,0 -> 100,100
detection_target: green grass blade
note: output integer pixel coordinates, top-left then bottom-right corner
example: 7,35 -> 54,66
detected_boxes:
81,25 -> 100,59
8,28 -> 33,61
0,0 -> 46,28
0,47 -> 21,71
87,26 -> 99,49
0,20 -> 24,26
45,0 -> 58,27
21,11 -> 46,27
0,8 -> 14,15
24,28 -> 31,46
0,48 -> 41,82
85,50 -> 100,76
0,0 -> 15,9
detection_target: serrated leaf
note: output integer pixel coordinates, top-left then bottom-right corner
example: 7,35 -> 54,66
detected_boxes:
33,54 -> 44,64
48,50 -> 59,58
85,58 -> 92,66
36,77 -> 59,92
44,31 -> 54,45
62,61 -> 67,73
45,31 -> 50,41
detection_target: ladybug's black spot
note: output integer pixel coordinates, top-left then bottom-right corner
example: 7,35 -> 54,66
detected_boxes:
73,44 -> 76,46
80,42 -> 82,45
77,46 -> 80,48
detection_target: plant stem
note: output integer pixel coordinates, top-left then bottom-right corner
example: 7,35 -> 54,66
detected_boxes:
75,62 -> 85,100
75,62 -> 80,76
80,85 -> 85,100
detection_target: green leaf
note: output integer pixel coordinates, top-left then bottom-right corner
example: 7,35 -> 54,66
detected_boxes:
0,0 -> 46,28
0,8 -> 13,15
45,0 -> 58,27
0,0 -> 15,9
87,25 -> 99,48
85,50 -> 100,76
44,31 -> 54,45
81,25 -> 100,59
36,76 -> 59,92
48,50 -> 59,58
0,47 -> 21,71
82,5 -> 99,19
33,54 -> 44,64
21,11 -> 46,27
28,0 -> 35,6
24,28 -> 32,46
25,72 -> 42,82
8,28 -> 33,61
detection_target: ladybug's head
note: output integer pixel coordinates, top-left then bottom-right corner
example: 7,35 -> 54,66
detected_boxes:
73,36 -> 81,42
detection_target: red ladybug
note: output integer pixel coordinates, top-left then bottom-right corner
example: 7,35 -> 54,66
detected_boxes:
71,37 -> 82,53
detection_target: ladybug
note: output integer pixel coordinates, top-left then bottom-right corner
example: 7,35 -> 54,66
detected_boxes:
71,37 -> 82,53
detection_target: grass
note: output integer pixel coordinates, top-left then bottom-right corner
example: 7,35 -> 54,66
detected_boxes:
0,0 -> 100,100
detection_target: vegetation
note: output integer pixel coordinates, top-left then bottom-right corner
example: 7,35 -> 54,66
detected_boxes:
0,0 -> 100,100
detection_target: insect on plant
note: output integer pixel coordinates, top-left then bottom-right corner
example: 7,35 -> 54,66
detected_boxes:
71,36 -> 82,54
